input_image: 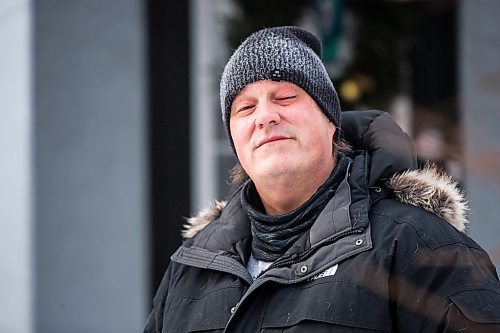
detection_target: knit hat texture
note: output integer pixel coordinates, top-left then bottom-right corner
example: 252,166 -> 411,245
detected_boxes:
220,26 -> 341,146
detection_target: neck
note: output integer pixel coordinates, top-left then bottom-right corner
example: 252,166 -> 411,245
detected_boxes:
254,157 -> 336,216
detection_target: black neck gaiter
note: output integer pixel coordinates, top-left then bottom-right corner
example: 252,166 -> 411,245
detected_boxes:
241,154 -> 351,262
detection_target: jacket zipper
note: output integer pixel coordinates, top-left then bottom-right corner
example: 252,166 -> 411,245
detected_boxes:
224,227 -> 366,332
258,227 -> 365,278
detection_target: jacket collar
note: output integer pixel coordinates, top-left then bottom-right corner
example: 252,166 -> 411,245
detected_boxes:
174,156 -> 372,285
182,154 -> 371,254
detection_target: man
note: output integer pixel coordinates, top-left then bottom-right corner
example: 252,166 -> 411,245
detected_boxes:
144,26 -> 500,332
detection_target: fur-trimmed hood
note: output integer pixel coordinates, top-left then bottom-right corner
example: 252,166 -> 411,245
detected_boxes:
390,164 -> 468,232
183,110 -> 469,239
183,163 -> 469,238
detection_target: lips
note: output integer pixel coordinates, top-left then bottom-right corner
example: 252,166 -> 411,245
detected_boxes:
256,135 -> 291,148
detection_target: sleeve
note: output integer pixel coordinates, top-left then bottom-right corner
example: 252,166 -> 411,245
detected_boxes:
142,264 -> 173,333
388,232 -> 500,332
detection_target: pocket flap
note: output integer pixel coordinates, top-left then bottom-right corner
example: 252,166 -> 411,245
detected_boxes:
261,280 -> 388,330
165,286 -> 242,332
450,289 -> 500,323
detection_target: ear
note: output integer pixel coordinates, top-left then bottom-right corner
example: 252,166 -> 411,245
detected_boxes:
330,123 -> 337,141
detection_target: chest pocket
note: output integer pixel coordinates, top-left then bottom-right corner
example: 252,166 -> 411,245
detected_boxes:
260,278 -> 389,332
163,285 -> 243,333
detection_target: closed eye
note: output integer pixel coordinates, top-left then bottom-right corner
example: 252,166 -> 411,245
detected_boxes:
275,95 -> 296,101
236,104 -> 255,114
275,95 -> 297,106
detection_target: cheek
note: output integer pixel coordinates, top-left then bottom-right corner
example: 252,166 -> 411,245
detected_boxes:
230,120 -> 251,151
230,122 -> 253,172
308,121 -> 335,152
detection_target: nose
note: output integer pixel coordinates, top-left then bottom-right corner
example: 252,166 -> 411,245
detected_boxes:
255,101 -> 281,129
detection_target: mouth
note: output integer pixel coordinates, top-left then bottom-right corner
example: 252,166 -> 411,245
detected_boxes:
256,135 -> 291,148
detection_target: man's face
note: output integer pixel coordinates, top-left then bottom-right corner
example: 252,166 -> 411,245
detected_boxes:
230,80 -> 336,183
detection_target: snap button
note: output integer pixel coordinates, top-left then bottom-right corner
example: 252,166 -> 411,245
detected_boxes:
300,265 -> 308,274
355,239 -> 364,246
230,306 -> 237,314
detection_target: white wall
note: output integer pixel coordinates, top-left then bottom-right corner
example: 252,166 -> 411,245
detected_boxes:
0,0 -> 33,332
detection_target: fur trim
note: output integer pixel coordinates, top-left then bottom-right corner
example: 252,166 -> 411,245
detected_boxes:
390,164 -> 469,232
182,200 -> 226,239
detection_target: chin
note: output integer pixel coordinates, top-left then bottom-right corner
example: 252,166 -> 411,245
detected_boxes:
255,161 -> 298,179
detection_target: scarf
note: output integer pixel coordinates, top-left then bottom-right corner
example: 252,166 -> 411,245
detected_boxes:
241,154 -> 351,262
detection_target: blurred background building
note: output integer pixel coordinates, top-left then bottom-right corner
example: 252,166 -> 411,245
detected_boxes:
1,0 -> 499,332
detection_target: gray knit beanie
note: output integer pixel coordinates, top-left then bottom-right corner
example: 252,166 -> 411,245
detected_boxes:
220,26 -> 341,148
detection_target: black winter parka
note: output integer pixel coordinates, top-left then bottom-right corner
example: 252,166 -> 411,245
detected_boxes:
144,111 -> 500,332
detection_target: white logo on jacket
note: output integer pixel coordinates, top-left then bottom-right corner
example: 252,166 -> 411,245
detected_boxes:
309,264 -> 338,281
